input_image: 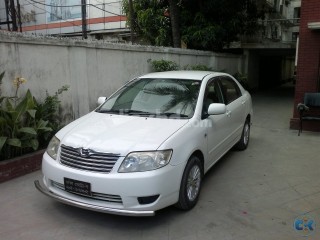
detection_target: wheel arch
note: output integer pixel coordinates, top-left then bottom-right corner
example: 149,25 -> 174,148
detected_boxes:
190,150 -> 205,176
175,149 -> 204,210
246,114 -> 251,123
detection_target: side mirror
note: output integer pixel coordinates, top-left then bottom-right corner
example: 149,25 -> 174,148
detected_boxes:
207,103 -> 226,115
97,97 -> 107,106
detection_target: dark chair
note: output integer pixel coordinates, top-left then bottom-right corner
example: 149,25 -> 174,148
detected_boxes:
297,93 -> 320,135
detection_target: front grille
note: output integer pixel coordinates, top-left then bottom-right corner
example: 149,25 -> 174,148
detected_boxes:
51,180 -> 123,203
60,145 -> 120,173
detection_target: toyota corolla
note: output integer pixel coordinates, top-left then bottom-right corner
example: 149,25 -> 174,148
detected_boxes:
35,71 -> 252,216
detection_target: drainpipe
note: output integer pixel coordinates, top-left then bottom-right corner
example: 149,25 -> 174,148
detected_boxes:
317,50 -> 320,92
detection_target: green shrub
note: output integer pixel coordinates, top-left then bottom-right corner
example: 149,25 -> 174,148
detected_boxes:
35,85 -> 69,135
0,72 -> 69,160
184,64 -> 213,71
148,60 -> 225,73
148,59 -> 179,72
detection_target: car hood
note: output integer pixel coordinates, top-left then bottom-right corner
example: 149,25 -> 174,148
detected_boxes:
57,112 -> 188,156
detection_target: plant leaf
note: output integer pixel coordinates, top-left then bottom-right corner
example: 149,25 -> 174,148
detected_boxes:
14,95 -> 29,122
38,127 -> 52,132
0,136 -> 7,152
5,98 -> 14,112
30,139 -> 39,150
19,127 -> 37,135
7,138 -> 21,147
13,90 -> 36,124
37,119 -> 49,128
27,109 -> 37,119
0,116 -> 7,126
25,90 -> 36,109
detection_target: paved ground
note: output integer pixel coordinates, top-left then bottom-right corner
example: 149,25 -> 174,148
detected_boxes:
1,85 -> 320,240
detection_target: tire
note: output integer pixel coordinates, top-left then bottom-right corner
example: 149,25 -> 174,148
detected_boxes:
235,119 -> 250,151
175,155 -> 203,210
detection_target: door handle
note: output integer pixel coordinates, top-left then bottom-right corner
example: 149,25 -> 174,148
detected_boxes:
226,110 -> 231,117
241,100 -> 246,105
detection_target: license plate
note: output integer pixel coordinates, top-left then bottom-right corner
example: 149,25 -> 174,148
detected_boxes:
64,178 -> 92,196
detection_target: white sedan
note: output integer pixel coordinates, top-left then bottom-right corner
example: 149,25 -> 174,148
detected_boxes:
35,71 -> 252,216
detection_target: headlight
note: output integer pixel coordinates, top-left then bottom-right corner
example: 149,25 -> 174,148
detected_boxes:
46,136 -> 60,160
119,150 -> 173,173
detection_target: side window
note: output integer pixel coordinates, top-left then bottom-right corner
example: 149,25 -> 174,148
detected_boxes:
219,77 -> 242,104
202,78 -> 223,117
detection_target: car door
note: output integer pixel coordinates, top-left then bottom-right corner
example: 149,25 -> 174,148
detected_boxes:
201,78 -> 231,170
218,76 -> 246,147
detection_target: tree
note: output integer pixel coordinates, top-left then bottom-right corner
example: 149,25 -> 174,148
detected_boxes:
168,0 -> 181,48
180,0 -> 265,51
123,0 -> 172,46
123,0 -> 265,51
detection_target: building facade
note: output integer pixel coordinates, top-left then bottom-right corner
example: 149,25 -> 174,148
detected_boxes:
262,0 -> 301,44
0,0 -> 128,41
290,0 -> 320,131
237,0 -> 301,90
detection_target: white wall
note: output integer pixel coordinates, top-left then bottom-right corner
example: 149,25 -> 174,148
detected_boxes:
0,32 -> 243,123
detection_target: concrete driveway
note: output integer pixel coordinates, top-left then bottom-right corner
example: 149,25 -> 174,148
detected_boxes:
1,86 -> 320,240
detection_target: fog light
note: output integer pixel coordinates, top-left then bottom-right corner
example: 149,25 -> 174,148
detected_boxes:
137,195 -> 160,205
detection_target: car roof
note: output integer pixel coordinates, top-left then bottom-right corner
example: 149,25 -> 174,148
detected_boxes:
138,71 -> 227,81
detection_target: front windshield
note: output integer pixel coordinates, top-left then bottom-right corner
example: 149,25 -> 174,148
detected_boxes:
97,78 -> 201,119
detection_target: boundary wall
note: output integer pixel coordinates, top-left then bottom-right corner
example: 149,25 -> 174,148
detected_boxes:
0,32 -> 244,122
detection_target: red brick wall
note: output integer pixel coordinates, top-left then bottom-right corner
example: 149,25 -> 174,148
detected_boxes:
0,150 -> 45,183
290,0 -> 320,130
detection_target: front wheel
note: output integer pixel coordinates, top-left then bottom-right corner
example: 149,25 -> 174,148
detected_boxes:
235,119 -> 250,151
175,155 -> 202,210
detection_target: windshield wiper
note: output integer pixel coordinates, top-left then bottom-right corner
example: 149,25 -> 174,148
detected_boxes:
97,109 -> 121,114
97,109 -> 188,118
97,109 -> 153,116
158,112 -> 189,118
125,110 -> 154,116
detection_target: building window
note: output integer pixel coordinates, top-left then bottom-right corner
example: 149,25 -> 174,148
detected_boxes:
271,25 -> 279,40
293,7 -> 301,24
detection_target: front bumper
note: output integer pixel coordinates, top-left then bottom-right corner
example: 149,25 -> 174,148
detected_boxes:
34,180 -> 154,216
36,152 -> 185,216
